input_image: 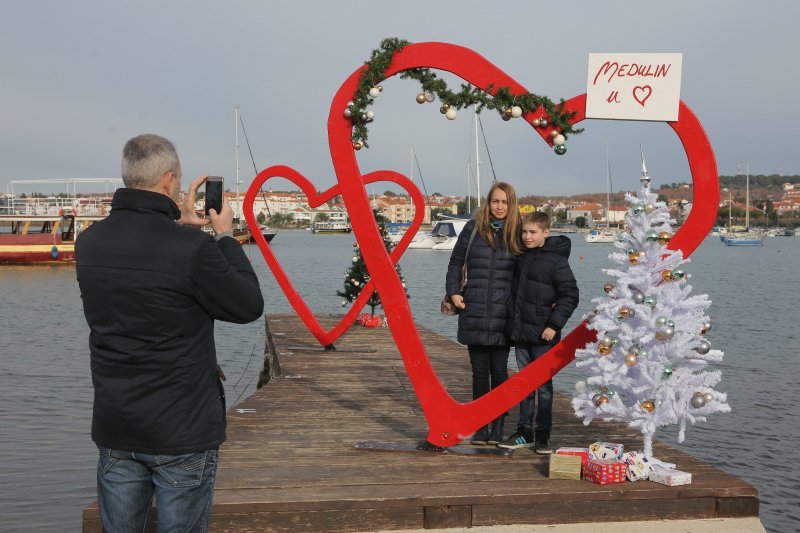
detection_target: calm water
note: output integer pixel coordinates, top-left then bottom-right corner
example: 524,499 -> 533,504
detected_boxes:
1,230 -> 798,531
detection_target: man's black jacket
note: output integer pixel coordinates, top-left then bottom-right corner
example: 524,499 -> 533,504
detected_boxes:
507,235 -> 579,345
76,188 -> 264,455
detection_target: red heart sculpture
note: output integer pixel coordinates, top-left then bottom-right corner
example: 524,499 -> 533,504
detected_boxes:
249,42 -> 719,446
243,166 -> 424,346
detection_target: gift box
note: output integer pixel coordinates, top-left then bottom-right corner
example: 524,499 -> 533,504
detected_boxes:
549,453 -> 583,480
623,451 -> 652,481
556,447 -> 589,476
649,465 -> 692,486
588,441 -> 625,461
584,459 -> 627,485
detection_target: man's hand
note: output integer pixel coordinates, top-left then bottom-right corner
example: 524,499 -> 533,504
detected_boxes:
450,294 -> 466,310
209,194 -> 234,236
541,327 -> 557,342
178,175 -> 210,227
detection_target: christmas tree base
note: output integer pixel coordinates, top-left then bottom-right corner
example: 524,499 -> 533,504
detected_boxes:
353,440 -> 515,458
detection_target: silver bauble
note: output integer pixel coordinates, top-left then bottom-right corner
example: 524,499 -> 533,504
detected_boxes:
645,230 -> 659,242
632,203 -> 645,215
703,392 -> 714,403
539,118 -> 548,128
643,296 -> 657,308
666,319 -> 676,328
366,110 -> 375,120
655,316 -> 668,327
346,100 -> 354,108
695,340 -> 711,354
600,335 -> 614,347
532,117 -> 541,127
672,268 -> 686,280
369,87 -> 381,98
424,91 -> 435,102
661,326 -> 675,339
592,393 -> 602,404
645,202 -> 656,213
638,348 -> 649,358
633,292 -> 645,304
691,394 -> 707,408
343,108 -> 352,118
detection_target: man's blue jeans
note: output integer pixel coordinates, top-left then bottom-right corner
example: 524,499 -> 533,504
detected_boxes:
96,447 -> 219,533
514,342 -> 554,432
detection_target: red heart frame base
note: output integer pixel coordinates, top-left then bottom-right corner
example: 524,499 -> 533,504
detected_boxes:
246,42 -> 719,447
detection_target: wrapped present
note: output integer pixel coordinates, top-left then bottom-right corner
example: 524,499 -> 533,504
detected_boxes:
584,459 -> 627,485
649,465 -> 692,486
623,451 -> 652,481
549,453 -> 582,480
588,441 -> 624,461
556,447 -> 590,476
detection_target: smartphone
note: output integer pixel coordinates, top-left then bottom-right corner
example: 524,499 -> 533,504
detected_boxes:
204,176 -> 224,216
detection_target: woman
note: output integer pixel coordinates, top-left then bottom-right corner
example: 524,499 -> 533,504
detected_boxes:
446,181 -> 522,445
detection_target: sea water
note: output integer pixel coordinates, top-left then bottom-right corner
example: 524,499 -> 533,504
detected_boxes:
0,231 -> 797,531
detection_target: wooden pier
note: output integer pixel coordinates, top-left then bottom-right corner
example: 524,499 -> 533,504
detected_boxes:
82,314 -> 759,531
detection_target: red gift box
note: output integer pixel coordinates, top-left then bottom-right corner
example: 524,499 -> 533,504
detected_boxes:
584,459 -> 627,485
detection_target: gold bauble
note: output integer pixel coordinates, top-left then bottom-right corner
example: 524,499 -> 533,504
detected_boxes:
596,395 -> 610,406
352,141 -> 363,151
619,306 -> 633,318
416,93 -> 426,104
629,252 -> 640,265
439,104 -> 450,114
603,282 -> 615,294
624,353 -> 638,367
503,108 -> 513,117
640,400 -> 655,413
598,344 -> 612,356
657,231 -> 671,245
550,129 -> 560,139
662,270 -> 674,281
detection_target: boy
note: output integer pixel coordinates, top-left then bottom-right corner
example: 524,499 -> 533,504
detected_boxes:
499,212 -> 579,453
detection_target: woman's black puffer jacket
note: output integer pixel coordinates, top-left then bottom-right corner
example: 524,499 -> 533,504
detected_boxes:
446,219 -> 517,347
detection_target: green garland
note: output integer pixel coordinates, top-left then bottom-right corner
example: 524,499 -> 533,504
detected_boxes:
348,37 -> 584,149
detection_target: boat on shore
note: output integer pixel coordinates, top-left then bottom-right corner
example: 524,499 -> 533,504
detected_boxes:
409,219 -> 468,250
585,229 -> 617,243
585,141 -> 619,244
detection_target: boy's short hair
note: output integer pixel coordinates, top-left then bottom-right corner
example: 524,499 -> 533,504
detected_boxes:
522,211 -> 551,230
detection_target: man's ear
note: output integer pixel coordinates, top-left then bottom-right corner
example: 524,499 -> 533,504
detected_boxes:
159,171 -> 173,195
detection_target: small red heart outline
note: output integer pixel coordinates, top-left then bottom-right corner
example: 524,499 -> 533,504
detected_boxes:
633,85 -> 653,107
243,166 -> 424,346
249,42 -> 719,446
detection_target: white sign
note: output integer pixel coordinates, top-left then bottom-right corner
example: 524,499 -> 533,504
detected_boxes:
586,53 -> 683,121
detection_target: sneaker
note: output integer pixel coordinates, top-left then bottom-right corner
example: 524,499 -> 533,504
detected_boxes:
470,425 -> 489,445
497,426 -> 535,449
534,429 -> 552,455
487,415 -> 505,445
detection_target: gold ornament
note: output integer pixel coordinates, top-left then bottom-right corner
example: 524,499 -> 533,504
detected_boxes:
629,252 -> 640,265
503,108 -> 513,118
619,306 -> 633,318
598,344 -> 612,356
416,93 -> 426,104
640,400 -> 655,413
624,353 -> 638,367
440,104 -> 450,114
596,395 -> 610,406
662,270 -> 674,281
352,141 -> 363,151
550,129 -> 560,139
657,231 -> 671,245
603,282 -> 615,293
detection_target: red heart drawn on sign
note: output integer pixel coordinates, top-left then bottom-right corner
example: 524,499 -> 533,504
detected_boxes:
243,166 -> 424,346
249,42 -> 719,446
633,85 -> 653,107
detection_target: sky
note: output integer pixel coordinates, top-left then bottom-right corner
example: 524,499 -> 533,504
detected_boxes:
2,1 -> 798,198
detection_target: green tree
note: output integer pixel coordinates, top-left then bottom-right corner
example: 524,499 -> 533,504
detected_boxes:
256,212 -> 267,225
315,212 -> 330,223
383,190 -> 397,197
575,216 -> 587,229
429,207 -> 449,220
457,197 -> 479,215
337,209 -> 409,316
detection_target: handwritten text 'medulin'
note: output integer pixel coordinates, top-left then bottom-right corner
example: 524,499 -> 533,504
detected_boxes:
593,61 -> 672,85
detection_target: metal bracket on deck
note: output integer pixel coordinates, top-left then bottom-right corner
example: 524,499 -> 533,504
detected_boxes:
353,441 -> 515,458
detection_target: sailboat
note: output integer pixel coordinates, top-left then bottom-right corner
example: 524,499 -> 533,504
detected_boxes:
585,141 -> 617,243
235,105 -> 276,244
722,162 -> 763,246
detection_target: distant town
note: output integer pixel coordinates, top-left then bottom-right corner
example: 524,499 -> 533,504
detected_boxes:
3,174 -> 799,230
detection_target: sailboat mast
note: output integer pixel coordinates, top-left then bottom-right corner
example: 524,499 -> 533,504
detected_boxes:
745,161 -> 750,229
234,105 -> 241,223
606,141 -> 611,230
466,161 -> 471,215
475,111 -> 481,208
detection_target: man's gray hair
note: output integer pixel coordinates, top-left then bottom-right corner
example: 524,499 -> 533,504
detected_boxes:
121,134 -> 180,189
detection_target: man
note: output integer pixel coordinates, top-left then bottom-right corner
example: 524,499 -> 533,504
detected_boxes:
76,134 -> 264,532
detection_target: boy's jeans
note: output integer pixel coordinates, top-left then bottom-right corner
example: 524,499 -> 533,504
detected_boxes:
96,447 -> 219,533
515,342 -> 554,432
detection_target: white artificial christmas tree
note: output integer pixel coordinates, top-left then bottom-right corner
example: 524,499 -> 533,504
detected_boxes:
572,151 -> 731,457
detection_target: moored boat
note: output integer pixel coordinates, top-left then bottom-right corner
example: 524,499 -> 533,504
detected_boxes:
312,221 -> 352,233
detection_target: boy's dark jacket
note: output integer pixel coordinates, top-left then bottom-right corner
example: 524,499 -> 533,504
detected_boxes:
507,235 -> 579,344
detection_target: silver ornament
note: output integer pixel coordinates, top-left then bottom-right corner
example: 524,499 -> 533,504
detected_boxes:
645,230 -> 659,242
633,292 -> 645,304
532,117 -> 541,127
691,393 -> 707,408
611,337 -> 620,346
539,118 -> 548,128
645,202 -> 656,213
666,319 -> 676,328
703,392 -> 714,403
638,348 -> 649,358
343,108 -> 352,118
600,335 -> 614,347
346,101 -> 354,108
366,110 -> 375,120
369,87 -> 381,98
672,268 -> 686,280
424,91 -> 435,102
660,326 -> 675,339
643,296 -> 657,308
632,203 -> 645,215
655,316 -> 667,327
695,339 -> 711,354
701,321 -> 712,334
640,175 -> 652,186
592,393 -> 602,404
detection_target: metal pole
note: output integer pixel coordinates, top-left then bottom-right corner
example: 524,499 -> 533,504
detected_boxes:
474,111 -> 481,208
235,105 -> 241,224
